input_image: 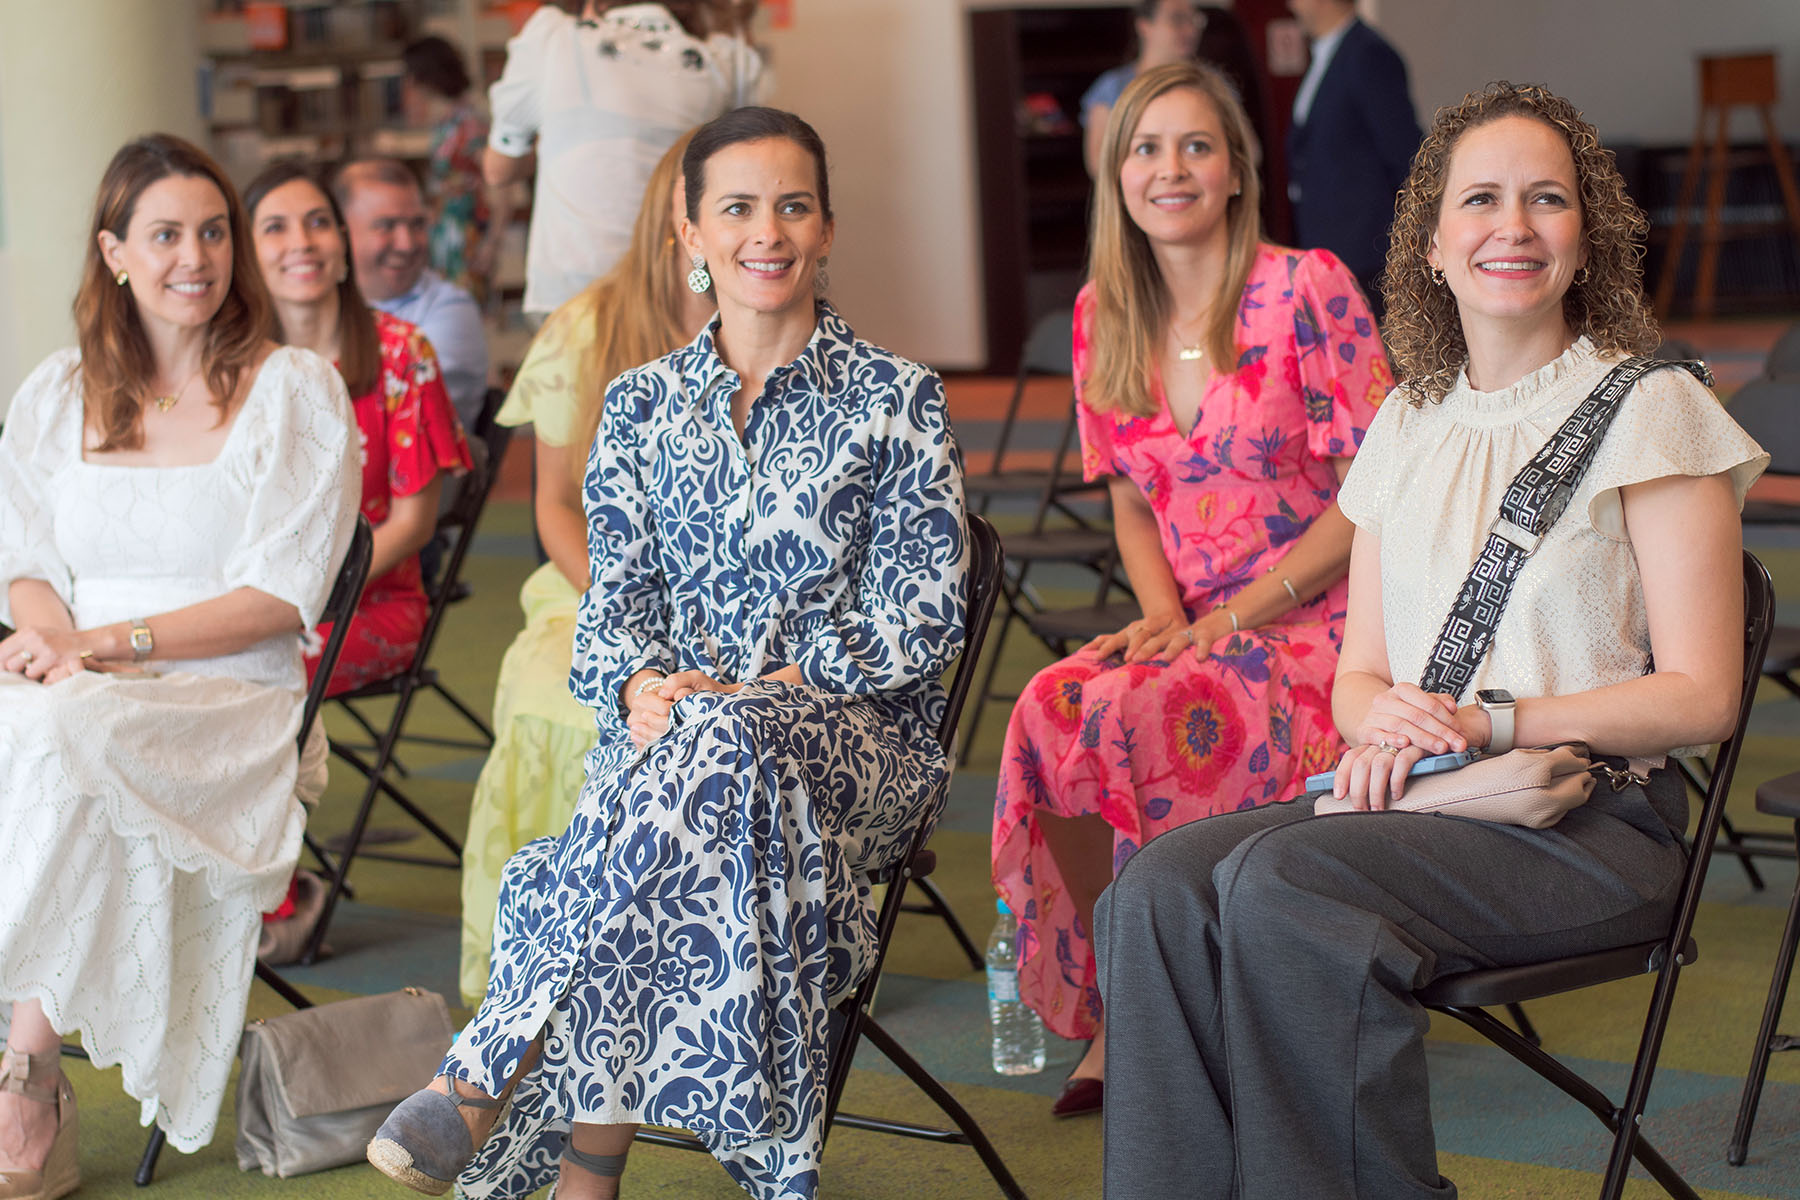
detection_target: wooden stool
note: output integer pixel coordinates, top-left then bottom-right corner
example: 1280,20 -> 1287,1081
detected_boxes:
1654,51 -> 1800,319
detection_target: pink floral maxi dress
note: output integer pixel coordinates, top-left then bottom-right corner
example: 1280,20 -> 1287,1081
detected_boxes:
992,246 -> 1390,1039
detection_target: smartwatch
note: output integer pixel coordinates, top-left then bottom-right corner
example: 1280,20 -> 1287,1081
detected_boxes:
129,618 -> 154,662
1476,688 -> 1516,754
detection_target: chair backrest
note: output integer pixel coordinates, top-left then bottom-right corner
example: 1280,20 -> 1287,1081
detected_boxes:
470,385 -> 507,442
1020,306 -> 1075,376
1651,337 -> 1703,362
1765,319 -> 1800,379
1725,377 -> 1800,476
988,306 -> 1076,474
299,515 -> 373,747
936,514 -> 1006,752
420,417 -> 514,619
1664,551 -> 1774,964
819,513 -> 1006,1130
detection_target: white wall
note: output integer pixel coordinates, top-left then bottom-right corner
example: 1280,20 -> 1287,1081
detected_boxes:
1378,0 -> 1800,145
0,0 -> 203,404
759,0 -> 988,369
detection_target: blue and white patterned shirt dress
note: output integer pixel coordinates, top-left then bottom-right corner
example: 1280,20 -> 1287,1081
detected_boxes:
444,303 -> 969,1200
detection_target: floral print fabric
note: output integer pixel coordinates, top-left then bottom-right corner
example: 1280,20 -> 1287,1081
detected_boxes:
992,246 -> 1389,1039
444,304 -> 968,1200
426,101 -> 490,291
305,310 -> 471,696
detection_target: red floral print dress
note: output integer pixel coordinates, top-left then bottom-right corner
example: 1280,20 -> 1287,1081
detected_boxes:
305,310 -> 473,697
991,246 -> 1390,1039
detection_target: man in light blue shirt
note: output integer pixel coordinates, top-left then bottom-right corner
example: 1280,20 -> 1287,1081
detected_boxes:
333,159 -> 490,432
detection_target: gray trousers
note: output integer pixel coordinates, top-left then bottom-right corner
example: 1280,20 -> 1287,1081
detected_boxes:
1094,769 -> 1686,1199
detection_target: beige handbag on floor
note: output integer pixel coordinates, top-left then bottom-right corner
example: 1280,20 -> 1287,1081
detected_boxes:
1313,743 -> 1598,828
235,986 -> 456,1178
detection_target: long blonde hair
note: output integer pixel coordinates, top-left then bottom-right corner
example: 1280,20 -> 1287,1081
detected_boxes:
1084,61 -> 1263,417
563,132 -> 699,478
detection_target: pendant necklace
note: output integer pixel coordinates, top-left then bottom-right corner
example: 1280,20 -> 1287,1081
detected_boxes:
1171,315 -> 1207,362
152,367 -> 201,414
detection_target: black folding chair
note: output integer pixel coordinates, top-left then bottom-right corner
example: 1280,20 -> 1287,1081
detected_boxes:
962,307 -> 1102,524
1764,318 -> 1800,379
635,515 -> 1028,1197
303,417 -> 514,964
1731,377 -> 1800,527
1415,550 -> 1774,1200
1679,376 -> 1800,885
960,438 -> 1133,764
1727,765 -> 1800,1165
124,515 -> 374,1185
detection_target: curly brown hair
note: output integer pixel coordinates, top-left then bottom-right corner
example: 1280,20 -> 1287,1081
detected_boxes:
1381,82 -> 1660,404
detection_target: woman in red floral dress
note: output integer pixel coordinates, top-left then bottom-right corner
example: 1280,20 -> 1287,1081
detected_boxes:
245,163 -> 472,698
991,62 -> 1390,1113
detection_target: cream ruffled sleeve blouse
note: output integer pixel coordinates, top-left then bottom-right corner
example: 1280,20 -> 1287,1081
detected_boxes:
1335,337 -> 1767,752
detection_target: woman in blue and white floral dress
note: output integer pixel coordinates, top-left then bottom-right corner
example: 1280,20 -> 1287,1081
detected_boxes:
369,108 -> 968,1200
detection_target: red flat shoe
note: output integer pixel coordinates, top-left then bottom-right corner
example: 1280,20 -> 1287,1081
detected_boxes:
1051,1074 -> 1103,1118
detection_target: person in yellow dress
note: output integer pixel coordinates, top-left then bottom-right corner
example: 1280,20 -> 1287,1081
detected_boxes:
458,133 -> 714,1003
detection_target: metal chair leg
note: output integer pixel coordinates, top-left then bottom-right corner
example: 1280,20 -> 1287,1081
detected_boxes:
1504,1002 -> 1541,1047
901,876 -> 984,972
1727,816 -> 1800,1165
135,1127 -> 167,1187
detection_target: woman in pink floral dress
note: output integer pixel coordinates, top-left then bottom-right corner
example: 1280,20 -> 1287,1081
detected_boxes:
991,62 -> 1391,1114
245,163 -> 472,699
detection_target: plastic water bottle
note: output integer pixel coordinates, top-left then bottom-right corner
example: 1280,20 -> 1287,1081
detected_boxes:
987,899 -> 1046,1075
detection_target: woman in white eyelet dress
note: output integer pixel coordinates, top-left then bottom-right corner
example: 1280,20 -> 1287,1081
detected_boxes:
0,135 -> 357,1178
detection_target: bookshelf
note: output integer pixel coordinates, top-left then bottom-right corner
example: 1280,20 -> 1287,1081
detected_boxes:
971,6 -> 1135,373
198,0 -> 522,184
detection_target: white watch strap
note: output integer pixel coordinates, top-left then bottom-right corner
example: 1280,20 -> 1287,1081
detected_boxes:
1485,701 -> 1515,755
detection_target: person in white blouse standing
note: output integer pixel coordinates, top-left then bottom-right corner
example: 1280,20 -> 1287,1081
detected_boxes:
484,0 -> 764,324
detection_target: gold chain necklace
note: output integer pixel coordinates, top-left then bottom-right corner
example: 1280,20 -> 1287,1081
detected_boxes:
1170,317 -> 1207,362
152,367 -> 202,414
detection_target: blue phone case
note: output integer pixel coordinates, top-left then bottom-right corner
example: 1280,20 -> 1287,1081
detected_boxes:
1304,749 -> 1481,795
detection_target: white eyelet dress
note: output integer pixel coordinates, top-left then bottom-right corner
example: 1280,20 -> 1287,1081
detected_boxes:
0,347 -> 358,1151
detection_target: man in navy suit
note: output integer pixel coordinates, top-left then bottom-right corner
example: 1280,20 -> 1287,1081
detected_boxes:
1285,0 -> 1421,318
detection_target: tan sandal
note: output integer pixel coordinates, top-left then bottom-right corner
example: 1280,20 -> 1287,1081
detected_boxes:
0,1049 -> 78,1200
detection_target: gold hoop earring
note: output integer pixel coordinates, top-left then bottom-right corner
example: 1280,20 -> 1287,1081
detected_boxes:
1429,266 -> 1445,286
1573,265 -> 1590,286
115,269 -> 129,286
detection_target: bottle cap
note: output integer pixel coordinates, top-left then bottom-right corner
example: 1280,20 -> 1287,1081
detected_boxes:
996,897 -> 1010,916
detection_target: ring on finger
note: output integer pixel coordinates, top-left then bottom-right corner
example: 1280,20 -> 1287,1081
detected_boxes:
18,651 -> 33,664
1374,741 -> 1402,755
1179,628 -> 1195,645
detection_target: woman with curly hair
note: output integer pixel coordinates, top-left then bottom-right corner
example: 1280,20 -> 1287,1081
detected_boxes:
1093,82 -> 1766,1197
992,59 -> 1388,1118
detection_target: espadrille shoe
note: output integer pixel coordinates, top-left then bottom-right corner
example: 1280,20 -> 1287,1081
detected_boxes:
366,1081 -> 503,1196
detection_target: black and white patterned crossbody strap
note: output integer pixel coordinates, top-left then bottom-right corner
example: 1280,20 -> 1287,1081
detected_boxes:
1417,355 -> 1715,699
